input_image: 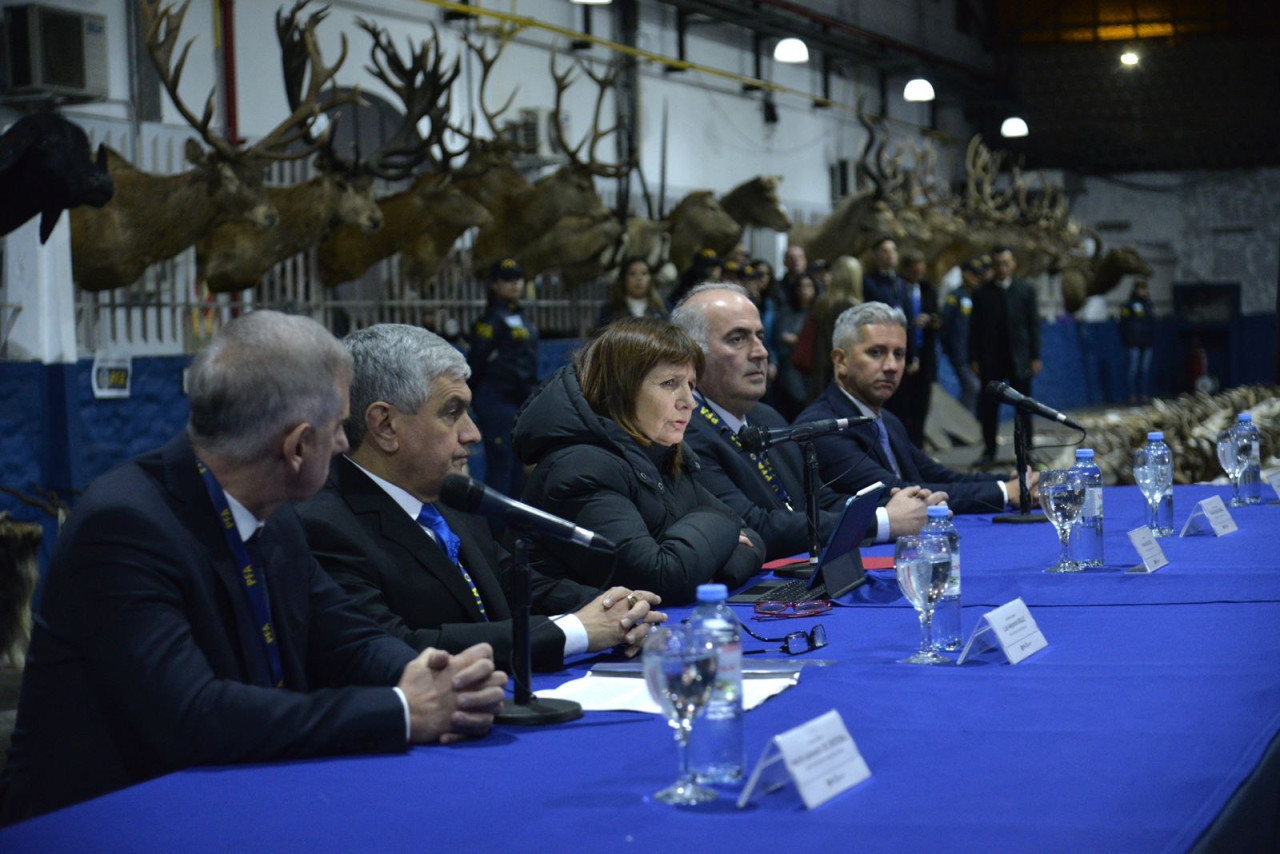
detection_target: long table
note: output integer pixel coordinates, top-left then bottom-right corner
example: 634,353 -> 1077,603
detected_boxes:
4,485 -> 1279,852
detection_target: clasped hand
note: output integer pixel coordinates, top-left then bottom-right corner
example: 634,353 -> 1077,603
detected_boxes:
580,587 -> 667,657
399,643 -> 507,745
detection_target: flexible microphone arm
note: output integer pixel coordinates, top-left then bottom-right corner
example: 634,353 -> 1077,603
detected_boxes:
439,475 -> 617,552
985,382 -> 1085,432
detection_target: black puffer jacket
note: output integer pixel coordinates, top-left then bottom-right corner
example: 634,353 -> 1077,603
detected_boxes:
511,366 -> 765,604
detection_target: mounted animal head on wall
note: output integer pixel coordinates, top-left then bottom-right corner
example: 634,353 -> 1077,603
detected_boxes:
0,112 -> 115,243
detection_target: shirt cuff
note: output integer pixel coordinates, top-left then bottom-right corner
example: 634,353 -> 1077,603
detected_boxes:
393,686 -> 411,743
997,480 -> 1010,508
874,507 -> 891,543
553,612 -> 589,657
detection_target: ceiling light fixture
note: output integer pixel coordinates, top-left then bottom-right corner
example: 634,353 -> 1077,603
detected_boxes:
773,37 -> 809,64
903,77 -> 935,102
569,0 -> 611,5
1120,50 -> 1139,66
1000,116 -> 1029,138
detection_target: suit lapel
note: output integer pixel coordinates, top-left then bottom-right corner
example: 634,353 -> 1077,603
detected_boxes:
823,385 -> 893,471
335,457 -> 487,621
160,435 -> 275,687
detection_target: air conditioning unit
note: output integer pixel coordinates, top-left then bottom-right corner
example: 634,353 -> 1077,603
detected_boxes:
2,4 -> 109,102
503,107 -> 566,160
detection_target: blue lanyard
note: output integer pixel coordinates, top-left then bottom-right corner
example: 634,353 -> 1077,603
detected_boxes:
697,401 -> 793,511
196,458 -> 285,689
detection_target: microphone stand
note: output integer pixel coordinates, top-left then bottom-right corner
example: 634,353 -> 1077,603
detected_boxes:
993,409 -> 1047,524
494,538 -> 583,725
802,441 -> 822,565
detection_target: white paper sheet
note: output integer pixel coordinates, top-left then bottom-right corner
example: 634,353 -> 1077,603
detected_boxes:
538,671 -> 800,714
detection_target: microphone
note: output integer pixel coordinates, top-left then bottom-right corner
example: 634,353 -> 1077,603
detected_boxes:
438,474 -> 617,552
738,416 -> 873,452
985,382 -> 1084,431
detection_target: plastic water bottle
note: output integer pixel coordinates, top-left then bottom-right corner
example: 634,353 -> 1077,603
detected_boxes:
922,505 -> 962,651
1236,413 -> 1262,505
687,583 -> 744,783
1069,449 -> 1104,567
1145,432 -> 1174,536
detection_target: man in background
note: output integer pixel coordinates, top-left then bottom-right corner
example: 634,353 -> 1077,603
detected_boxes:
969,246 -> 1042,464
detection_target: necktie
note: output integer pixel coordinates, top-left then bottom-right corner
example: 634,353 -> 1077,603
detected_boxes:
911,285 -> 923,350
416,503 -> 488,619
877,419 -> 902,477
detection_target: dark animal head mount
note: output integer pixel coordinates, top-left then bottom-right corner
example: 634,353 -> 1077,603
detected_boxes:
0,112 -> 115,243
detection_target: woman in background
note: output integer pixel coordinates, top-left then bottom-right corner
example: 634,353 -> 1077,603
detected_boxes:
596,258 -> 668,329
806,254 -> 864,401
772,272 -> 817,420
511,318 -> 764,604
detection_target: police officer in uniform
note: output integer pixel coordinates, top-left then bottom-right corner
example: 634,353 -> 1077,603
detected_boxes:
468,259 -> 539,497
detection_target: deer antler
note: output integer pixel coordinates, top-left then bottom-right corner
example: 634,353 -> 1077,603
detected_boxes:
138,0 -> 238,159
356,18 -> 461,178
855,95 -> 886,199
462,26 -> 520,139
249,1 -> 350,160
549,51 -> 630,179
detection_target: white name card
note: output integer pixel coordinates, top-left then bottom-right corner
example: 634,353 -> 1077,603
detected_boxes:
1125,525 -> 1170,573
1267,471 -> 1280,499
736,709 -> 870,810
956,597 -> 1047,665
1180,495 -> 1238,538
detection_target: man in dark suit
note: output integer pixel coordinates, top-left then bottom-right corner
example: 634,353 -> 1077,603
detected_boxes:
1,312 -> 505,824
670,284 -> 932,560
884,248 -> 939,447
969,245 -> 1042,463
296,324 -> 663,675
796,302 -> 1032,515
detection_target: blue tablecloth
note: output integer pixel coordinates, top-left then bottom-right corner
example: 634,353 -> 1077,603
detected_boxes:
3,486 -> 1278,853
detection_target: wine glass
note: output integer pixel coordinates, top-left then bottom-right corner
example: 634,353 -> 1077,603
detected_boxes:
894,533 -> 953,665
1216,427 -> 1251,507
1132,448 -> 1173,536
1039,469 -> 1086,573
642,625 -> 719,805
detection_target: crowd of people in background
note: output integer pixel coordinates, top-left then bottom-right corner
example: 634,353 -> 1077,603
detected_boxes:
463,235 -> 1065,496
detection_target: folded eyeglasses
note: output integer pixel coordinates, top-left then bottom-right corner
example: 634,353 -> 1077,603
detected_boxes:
739,619 -> 827,656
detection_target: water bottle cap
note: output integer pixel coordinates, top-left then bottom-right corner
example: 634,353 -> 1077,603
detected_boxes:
927,505 -> 949,519
1147,431 -> 1163,441
1238,413 -> 1252,423
695,583 -> 729,603
1076,448 -> 1095,459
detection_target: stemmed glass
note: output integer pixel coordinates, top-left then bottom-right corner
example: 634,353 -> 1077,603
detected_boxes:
1132,448 -> 1173,536
642,625 -> 719,805
894,533 -> 953,665
1216,427 -> 1251,507
1039,469 -> 1087,573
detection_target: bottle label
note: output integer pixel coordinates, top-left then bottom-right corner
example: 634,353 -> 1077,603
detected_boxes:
1084,486 -> 1102,518
945,554 -> 961,595
715,641 -> 742,704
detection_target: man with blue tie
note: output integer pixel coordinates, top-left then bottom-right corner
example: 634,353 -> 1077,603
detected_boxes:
295,324 -> 663,675
1,311 -> 507,824
795,302 -> 1033,514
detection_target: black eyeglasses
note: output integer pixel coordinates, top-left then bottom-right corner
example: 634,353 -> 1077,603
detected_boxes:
739,619 -> 827,656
